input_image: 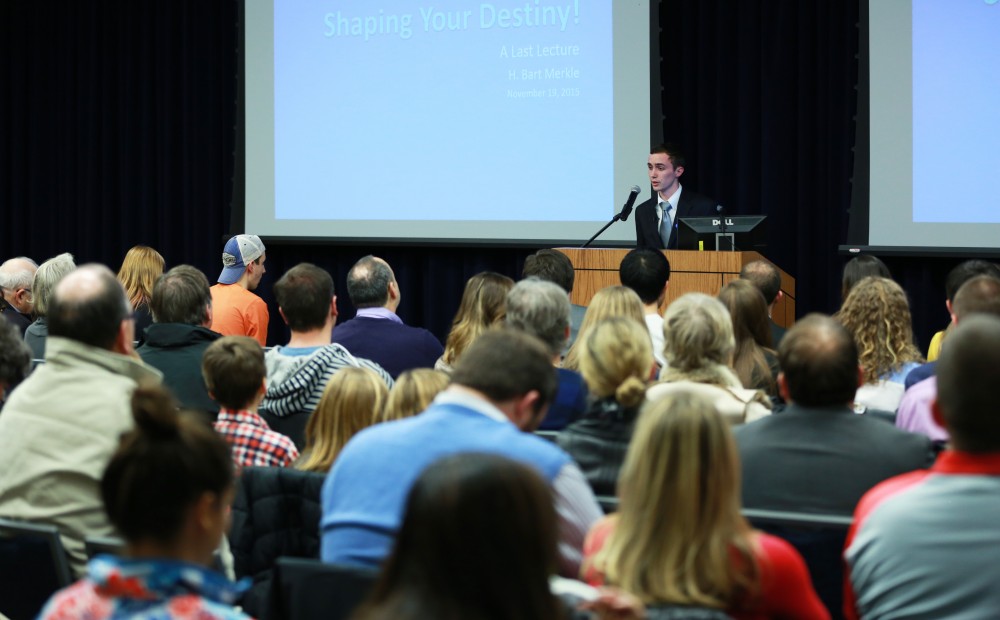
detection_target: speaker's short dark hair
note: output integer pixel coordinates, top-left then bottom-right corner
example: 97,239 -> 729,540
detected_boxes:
273,263 -> 335,332
619,249 -> 670,304
778,314 -> 858,407
151,265 -> 211,325
48,265 -> 130,350
522,249 -> 574,294
650,143 -> 687,168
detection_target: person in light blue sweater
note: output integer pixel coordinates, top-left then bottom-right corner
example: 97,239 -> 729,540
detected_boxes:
320,328 -> 603,577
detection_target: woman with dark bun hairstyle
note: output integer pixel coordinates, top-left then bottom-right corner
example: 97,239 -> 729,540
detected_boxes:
39,386 -> 251,619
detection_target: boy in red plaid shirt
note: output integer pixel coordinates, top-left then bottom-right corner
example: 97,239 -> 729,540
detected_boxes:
203,336 -> 299,468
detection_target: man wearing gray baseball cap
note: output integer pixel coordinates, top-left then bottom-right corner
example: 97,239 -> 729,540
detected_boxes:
210,234 -> 269,346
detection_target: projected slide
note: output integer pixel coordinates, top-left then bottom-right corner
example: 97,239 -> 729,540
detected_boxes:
912,0 -> 1000,224
866,0 -> 1000,248
273,0 -> 612,223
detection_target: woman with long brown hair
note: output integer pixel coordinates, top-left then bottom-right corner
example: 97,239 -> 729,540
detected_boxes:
436,271 -> 514,373
718,280 -> 778,396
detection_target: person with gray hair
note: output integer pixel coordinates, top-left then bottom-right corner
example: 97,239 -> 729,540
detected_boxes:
505,277 -> 587,430
646,292 -> 771,424
331,255 -> 443,379
521,249 -> 586,349
0,256 -> 38,336
137,265 -> 222,418
24,253 -> 76,359
0,264 -> 162,576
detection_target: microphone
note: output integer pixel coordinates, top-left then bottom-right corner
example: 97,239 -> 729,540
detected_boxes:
579,185 -> 642,248
619,186 -> 641,221
716,204 -> 725,215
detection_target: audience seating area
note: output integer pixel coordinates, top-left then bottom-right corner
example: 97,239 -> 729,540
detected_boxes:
5,249 -> 995,619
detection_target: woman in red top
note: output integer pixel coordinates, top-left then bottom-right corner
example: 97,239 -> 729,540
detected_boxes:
582,389 -> 829,620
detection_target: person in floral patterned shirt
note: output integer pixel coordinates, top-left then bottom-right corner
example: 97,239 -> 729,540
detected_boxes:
39,386 -> 251,619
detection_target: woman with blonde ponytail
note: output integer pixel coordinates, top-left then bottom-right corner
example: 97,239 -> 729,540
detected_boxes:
557,317 -> 655,496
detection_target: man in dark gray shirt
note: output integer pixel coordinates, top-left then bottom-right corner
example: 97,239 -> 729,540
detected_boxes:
734,314 -> 934,516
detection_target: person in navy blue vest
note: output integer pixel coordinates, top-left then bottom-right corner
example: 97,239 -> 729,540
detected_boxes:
320,328 -> 602,577
331,255 -> 443,379
505,278 -> 588,431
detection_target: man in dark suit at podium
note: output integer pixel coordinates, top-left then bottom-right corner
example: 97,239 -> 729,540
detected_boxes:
634,143 -> 718,249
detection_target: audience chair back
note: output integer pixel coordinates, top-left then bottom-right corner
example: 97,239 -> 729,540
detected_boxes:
644,605 -> 736,620
741,508 -> 853,620
269,557 -> 378,620
260,411 -> 309,451
0,518 -> 73,620
228,466 -> 326,617
534,429 -> 559,443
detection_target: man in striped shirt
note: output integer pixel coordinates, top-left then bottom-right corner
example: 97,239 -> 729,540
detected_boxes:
204,335 -> 298,468
259,263 -> 391,447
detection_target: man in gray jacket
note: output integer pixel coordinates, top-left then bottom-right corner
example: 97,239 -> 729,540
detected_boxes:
0,264 -> 162,576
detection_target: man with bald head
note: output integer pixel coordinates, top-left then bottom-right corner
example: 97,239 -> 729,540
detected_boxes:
734,314 -> 933,516
845,315 -> 1000,618
0,264 -> 161,576
330,255 -> 443,378
0,256 -> 38,336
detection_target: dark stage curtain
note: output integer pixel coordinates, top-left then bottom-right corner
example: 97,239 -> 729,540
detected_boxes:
0,0 -> 957,348
1,1 -> 236,276
656,0 -> 860,317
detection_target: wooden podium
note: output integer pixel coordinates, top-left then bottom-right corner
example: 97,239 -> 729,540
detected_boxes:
556,249 -> 796,328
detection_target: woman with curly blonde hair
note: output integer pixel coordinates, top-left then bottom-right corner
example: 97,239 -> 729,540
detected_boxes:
582,389 -> 827,619
436,272 -> 514,373
835,276 -> 923,411
295,367 -> 389,473
557,317 -> 654,496
562,286 -> 646,372
116,245 -> 165,342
